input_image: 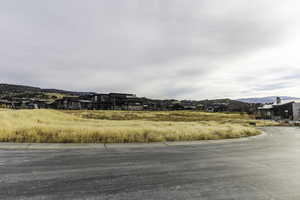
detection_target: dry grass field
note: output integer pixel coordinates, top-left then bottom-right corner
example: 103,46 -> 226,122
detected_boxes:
63,110 -> 279,126
0,109 -> 277,143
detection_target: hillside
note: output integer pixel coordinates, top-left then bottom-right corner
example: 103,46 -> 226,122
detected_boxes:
0,83 -> 88,97
0,83 -> 256,113
0,83 -> 41,94
197,98 -> 256,113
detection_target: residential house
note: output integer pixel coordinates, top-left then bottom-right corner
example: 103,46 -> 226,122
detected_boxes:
55,96 -> 93,110
258,97 -> 300,121
205,103 -> 229,112
108,93 -> 137,110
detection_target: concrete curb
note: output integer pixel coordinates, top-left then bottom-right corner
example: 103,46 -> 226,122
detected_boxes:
162,130 -> 267,146
0,131 -> 267,150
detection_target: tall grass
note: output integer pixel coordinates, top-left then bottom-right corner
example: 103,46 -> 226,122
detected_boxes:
64,110 -> 279,126
0,109 -> 262,143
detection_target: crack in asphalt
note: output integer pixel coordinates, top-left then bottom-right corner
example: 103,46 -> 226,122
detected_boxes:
103,143 -> 109,151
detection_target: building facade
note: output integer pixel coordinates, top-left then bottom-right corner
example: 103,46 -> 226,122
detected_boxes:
258,97 -> 300,121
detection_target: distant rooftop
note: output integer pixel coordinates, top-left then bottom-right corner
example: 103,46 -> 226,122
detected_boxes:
274,99 -> 300,106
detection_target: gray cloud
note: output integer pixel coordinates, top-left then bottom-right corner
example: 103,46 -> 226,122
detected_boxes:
0,0 -> 298,99
255,83 -> 293,91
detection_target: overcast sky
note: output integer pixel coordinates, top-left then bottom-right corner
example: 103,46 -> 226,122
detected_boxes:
0,0 -> 299,99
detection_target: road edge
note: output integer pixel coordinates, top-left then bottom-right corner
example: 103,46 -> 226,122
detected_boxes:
0,129 -> 268,150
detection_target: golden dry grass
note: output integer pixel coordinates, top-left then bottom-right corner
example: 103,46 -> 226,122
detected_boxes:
0,109 -> 263,143
63,110 -> 279,126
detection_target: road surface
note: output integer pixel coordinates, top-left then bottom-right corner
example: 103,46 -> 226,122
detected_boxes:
1,127 -> 300,200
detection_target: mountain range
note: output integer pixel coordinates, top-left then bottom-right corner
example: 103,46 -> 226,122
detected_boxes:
236,96 -> 300,104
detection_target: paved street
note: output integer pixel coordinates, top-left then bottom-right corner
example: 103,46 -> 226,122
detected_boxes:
1,127 -> 300,200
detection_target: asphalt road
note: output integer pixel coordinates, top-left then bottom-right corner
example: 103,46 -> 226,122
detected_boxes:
1,127 -> 300,200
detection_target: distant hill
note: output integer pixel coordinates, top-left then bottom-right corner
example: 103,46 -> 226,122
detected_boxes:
198,98 -> 243,104
0,83 -> 259,113
236,96 -> 300,104
0,83 -> 41,94
2,83 -> 296,112
197,98 -> 254,113
0,83 -> 89,96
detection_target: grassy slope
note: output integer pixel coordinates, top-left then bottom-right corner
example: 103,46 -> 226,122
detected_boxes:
0,109 -> 269,143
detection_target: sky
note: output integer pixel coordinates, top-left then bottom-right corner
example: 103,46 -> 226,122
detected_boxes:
0,0 -> 300,100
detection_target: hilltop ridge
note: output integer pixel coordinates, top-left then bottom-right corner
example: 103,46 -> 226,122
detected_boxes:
0,83 -> 258,113
0,83 -> 89,96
